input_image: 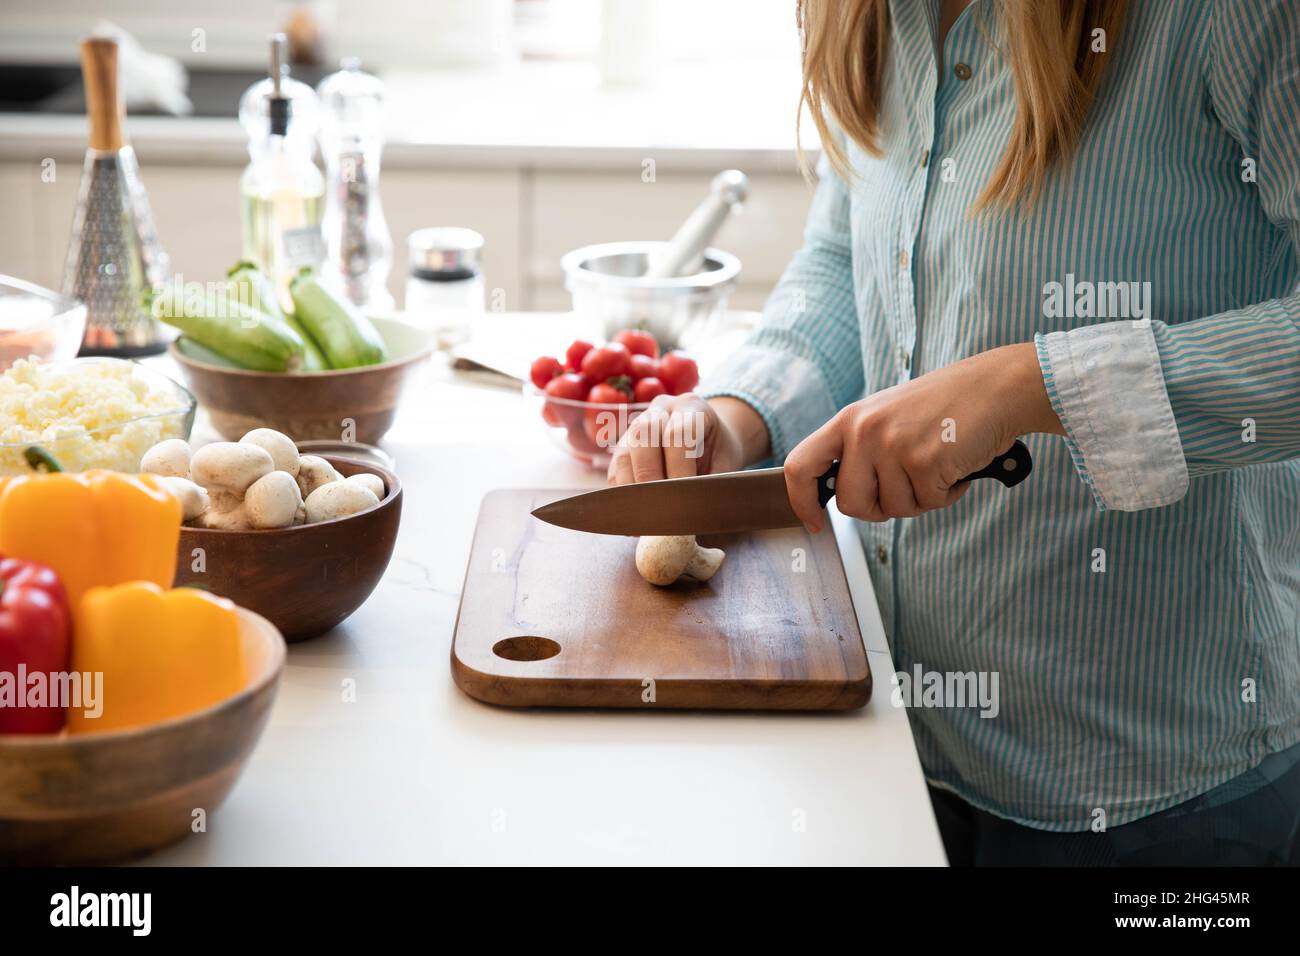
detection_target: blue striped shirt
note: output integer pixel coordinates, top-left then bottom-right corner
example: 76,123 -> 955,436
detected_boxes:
701,0 -> 1300,829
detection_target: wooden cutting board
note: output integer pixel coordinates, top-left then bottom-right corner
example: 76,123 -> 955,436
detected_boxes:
451,489 -> 871,711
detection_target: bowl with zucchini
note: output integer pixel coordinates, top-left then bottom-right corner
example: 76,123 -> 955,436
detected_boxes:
160,263 -> 434,443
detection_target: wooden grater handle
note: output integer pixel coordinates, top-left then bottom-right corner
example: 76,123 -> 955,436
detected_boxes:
80,37 -> 124,151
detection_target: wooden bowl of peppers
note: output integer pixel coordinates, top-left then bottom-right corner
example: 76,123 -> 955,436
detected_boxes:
0,467 -> 286,864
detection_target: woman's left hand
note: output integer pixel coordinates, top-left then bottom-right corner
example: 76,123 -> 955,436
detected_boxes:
784,343 -> 1064,531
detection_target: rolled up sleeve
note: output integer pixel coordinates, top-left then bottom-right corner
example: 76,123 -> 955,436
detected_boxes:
1035,322 -> 1188,511
1037,0 -> 1300,511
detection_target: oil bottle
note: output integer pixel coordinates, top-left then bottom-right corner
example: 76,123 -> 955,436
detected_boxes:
238,33 -> 324,308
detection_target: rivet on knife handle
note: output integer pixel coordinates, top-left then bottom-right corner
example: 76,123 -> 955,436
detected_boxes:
959,439 -> 1033,487
816,461 -> 839,508
813,439 -> 1033,509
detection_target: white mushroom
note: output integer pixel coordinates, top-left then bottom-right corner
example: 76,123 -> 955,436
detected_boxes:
296,455 -> 343,499
194,502 -> 252,530
190,442 -> 274,513
141,438 -> 193,479
635,535 -> 726,586
158,475 -> 210,522
304,480 -> 380,524
344,472 -> 386,500
244,471 -> 303,529
240,428 -> 300,477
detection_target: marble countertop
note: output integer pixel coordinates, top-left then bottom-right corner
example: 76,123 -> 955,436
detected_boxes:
138,316 -> 943,865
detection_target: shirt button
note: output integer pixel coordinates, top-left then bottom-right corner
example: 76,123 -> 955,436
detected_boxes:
898,250 -> 910,270
954,62 -> 972,81
919,148 -> 930,168
876,545 -> 889,564
900,350 -> 911,370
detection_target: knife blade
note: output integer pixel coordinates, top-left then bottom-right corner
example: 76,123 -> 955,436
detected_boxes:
531,439 -> 1032,536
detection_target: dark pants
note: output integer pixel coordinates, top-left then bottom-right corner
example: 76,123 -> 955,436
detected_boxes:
929,747 -> 1300,866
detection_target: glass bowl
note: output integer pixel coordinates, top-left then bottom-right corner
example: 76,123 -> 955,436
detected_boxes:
523,382 -> 651,470
0,275 -> 87,370
0,358 -> 195,475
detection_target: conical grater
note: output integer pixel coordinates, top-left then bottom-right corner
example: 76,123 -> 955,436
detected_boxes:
62,37 -> 172,356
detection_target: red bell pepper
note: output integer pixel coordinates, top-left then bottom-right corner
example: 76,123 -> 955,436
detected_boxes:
0,555 -> 72,734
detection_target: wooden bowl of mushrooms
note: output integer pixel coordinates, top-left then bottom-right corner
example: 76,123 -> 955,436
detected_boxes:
141,429 -> 402,641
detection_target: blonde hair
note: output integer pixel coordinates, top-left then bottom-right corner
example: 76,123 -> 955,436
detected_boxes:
797,0 -> 1128,211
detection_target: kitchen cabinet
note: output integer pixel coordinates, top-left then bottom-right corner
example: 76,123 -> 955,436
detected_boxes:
380,168 -> 522,309
0,162 -> 40,281
0,158 -> 526,310
0,152 -> 810,313
528,169 -> 812,312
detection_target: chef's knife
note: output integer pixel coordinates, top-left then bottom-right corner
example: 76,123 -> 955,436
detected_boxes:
532,439 -> 1032,536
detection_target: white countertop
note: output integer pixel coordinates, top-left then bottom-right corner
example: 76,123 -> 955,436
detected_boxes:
139,323 -> 944,866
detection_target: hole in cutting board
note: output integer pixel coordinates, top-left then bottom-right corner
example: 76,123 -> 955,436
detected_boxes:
493,636 -> 562,662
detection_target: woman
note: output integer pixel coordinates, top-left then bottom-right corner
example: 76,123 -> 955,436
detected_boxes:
610,0 -> 1300,865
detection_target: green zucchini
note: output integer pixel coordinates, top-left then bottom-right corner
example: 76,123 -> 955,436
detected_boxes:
227,261 -> 329,371
153,283 -> 305,372
289,269 -> 388,369
285,313 -> 329,371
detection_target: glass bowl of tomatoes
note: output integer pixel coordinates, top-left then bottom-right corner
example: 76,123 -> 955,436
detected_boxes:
526,330 -> 701,469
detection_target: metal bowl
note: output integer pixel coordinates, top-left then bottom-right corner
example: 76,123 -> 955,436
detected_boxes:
561,241 -> 741,349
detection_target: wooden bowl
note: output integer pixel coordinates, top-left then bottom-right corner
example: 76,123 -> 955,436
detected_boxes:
0,608 -> 285,865
174,457 -> 403,641
169,316 -> 434,443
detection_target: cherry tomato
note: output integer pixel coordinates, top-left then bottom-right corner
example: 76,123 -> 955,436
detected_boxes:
586,381 -> 631,405
627,353 -> 658,381
580,342 -> 630,381
542,372 -> 587,427
530,355 -> 563,390
564,339 -> 594,371
657,351 -> 699,394
633,376 -> 668,403
604,375 -> 634,399
614,329 -> 660,360
583,381 -> 632,448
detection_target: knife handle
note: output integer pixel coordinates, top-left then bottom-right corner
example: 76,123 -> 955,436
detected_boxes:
959,439 -> 1033,487
814,439 -> 1033,509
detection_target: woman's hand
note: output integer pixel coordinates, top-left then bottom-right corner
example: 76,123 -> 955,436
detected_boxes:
608,395 -> 766,484
785,343 -> 1063,531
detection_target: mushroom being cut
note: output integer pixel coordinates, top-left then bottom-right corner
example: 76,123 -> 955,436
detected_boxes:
635,535 -> 726,586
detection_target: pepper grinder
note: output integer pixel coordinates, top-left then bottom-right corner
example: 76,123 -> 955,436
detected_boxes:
317,58 -> 393,313
64,37 -> 172,356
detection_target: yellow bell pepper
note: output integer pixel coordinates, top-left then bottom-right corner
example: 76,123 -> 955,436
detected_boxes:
0,471 -> 181,611
68,582 -> 246,734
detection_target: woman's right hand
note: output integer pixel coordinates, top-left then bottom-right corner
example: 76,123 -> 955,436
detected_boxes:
608,394 -> 763,484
